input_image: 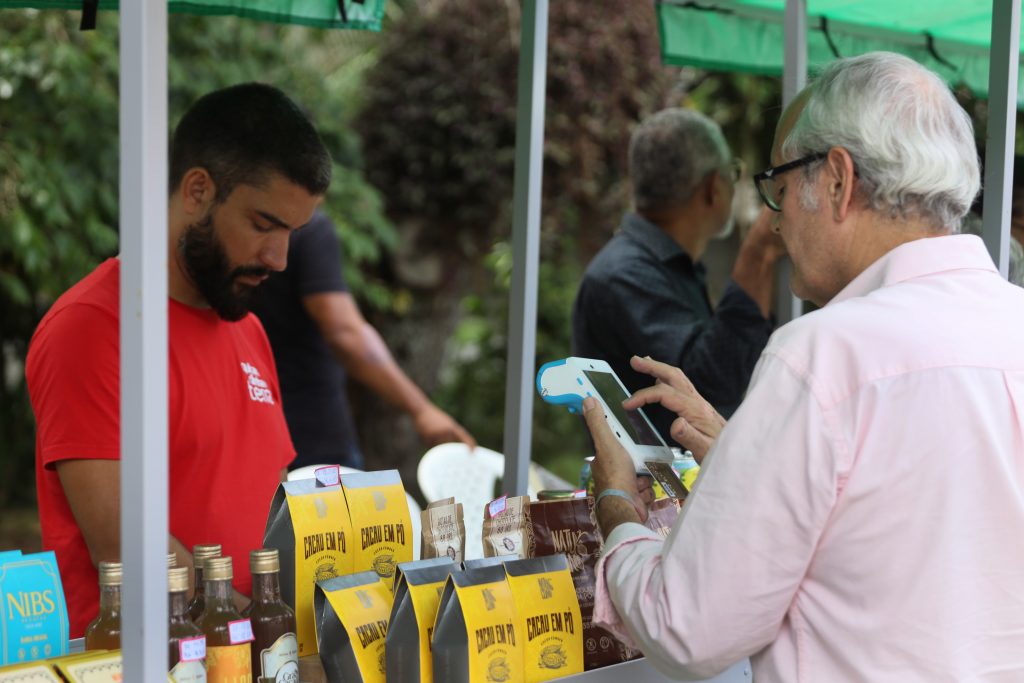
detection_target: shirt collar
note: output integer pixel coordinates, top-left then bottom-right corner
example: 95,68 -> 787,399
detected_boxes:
828,234 -> 997,306
621,212 -> 695,266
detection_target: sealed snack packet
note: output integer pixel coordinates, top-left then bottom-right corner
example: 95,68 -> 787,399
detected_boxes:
528,497 -> 639,669
342,471 -> 414,581
421,498 -> 466,563
263,470 -> 355,656
643,498 -> 682,538
482,495 -> 529,559
504,556 -> 584,682
386,558 -> 457,683
431,565 -> 523,683
314,571 -> 393,683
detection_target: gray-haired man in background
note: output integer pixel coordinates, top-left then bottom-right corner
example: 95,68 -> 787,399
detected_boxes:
572,108 -> 784,439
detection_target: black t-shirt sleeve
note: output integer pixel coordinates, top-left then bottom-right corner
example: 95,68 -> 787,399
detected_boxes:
289,212 -> 348,296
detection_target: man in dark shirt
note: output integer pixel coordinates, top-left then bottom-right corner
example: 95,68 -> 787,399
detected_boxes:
572,108 -> 784,440
253,212 -> 474,469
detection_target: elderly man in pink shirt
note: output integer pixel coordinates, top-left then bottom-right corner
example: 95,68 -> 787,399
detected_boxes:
585,51 -> 1024,682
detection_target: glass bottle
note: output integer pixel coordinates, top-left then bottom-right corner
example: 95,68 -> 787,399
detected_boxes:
197,556 -> 252,682
242,549 -> 298,681
168,552 -> 178,569
168,566 -> 207,682
188,543 -> 222,622
84,561 -> 121,650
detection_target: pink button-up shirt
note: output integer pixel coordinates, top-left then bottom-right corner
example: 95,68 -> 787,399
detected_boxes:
594,234 -> 1024,682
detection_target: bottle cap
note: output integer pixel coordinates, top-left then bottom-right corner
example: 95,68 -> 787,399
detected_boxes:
168,566 -> 189,593
98,560 -> 123,586
204,556 -> 233,582
250,548 -> 280,575
192,544 -> 222,563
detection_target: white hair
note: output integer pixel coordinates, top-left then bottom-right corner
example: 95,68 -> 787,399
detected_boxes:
781,52 -> 980,232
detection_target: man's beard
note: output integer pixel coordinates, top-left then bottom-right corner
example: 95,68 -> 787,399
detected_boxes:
179,211 -> 269,322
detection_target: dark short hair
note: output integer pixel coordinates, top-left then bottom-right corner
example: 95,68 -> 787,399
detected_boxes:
169,83 -> 332,200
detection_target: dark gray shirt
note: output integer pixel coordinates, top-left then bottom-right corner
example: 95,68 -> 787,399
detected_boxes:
571,212 -> 772,441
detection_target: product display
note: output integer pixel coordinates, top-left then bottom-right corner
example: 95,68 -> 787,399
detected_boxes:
314,571 -> 393,683
643,499 -> 682,538
528,497 -> 638,669
84,562 -> 121,651
243,549 -> 298,682
196,557 -> 253,682
420,498 -> 466,564
0,550 -> 68,665
504,556 -> 584,682
482,495 -> 530,559
432,564 -> 523,683
188,544 -> 223,623
386,558 -> 457,683
342,470 -> 414,581
263,475 -> 354,657
168,567 -> 206,682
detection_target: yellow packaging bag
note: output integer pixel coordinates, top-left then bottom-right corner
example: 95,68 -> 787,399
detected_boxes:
52,651 -> 122,683
263,470 -> 355,657
432,564 -> 523,683
314,571 -> 393,682
385,558 -> 457,683
0,662 -> 63,682
342,471 -> 413,581
504,556 -> 583,682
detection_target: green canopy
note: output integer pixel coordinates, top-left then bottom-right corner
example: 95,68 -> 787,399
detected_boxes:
0,0 -> 384,30
657,0 -> 1022,105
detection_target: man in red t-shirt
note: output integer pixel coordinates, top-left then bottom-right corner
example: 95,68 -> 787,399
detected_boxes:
25,83 -> 331,637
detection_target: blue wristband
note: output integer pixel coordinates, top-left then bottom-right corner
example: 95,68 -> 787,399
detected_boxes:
594,488 -> 636,512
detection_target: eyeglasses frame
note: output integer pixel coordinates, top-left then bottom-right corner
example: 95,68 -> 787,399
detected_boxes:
753,152 -> 827,211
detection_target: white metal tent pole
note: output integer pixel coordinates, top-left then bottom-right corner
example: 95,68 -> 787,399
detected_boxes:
982,0 -> 1020,277
502,0 -> 548,496
119,0 -> 168,677
776,0 -> 807,322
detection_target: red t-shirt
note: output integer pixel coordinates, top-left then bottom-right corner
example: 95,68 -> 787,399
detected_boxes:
26,258 -> 295,637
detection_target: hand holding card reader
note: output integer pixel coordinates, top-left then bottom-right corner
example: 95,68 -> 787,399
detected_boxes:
536,357 -> 676,479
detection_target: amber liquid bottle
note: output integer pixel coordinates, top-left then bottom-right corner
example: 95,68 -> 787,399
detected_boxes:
168,552 -> 178,569
197,556 -> 252,682
188,544 -> 222,622
168,566 -> 207,682
242,549 -> 298,682
84,561 -> 121,650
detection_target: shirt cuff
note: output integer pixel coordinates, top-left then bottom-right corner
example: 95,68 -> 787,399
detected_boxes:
593,522 -> 662,645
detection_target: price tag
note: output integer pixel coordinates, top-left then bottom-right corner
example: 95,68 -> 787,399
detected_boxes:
179,635 -> 206,662
487,495 -> 508,518
315,465 -> 341,488
228,618 -> 254,644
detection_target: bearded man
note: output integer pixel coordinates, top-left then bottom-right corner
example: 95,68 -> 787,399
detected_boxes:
26,83 -> 329,636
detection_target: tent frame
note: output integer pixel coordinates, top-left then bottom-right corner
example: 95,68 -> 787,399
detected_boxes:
111,0 -> 1018,676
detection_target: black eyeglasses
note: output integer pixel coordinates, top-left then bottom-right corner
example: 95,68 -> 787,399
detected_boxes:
753,152 -> 826,211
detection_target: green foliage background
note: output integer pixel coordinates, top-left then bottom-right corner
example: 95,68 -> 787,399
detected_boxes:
0,8 -> 397,507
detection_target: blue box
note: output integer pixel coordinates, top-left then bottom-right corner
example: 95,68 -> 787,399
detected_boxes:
0,552 -> 69,664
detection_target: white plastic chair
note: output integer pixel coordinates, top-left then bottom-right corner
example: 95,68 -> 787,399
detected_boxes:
287,464 -> 423,561
417,443 -> 574,561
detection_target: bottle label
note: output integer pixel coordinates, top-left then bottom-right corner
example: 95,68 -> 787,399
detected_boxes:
258,633 -> 298,682
179,635 -> 207,662
228,619 -> 254,644
206,644 -> 252,682
169,658 -> 207,683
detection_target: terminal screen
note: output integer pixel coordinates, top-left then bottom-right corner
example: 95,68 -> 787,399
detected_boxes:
583,370 -> 663,447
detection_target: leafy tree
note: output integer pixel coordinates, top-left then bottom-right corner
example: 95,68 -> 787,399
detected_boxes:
0,9 -> 394,507
352,0 -> 679,485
